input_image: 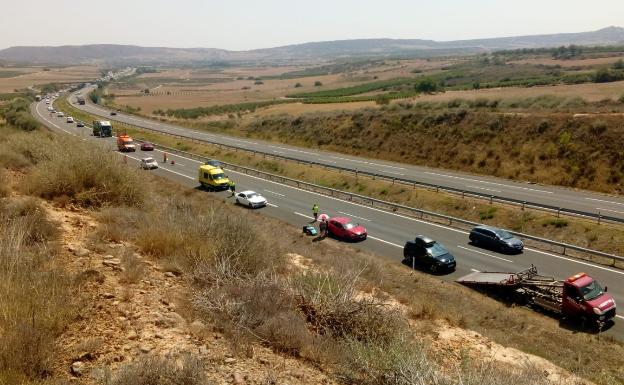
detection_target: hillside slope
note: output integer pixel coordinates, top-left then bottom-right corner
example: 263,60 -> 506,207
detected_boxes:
1,27 -> 623,64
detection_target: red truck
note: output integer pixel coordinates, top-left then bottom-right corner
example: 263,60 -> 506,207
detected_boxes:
457,266 -> 616,328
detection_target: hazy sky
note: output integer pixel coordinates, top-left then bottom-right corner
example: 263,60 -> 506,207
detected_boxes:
2,0 -> 622,50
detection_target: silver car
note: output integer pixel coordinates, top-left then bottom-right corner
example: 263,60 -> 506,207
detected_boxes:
235,190 -> 267,208
140,157 -> 159,170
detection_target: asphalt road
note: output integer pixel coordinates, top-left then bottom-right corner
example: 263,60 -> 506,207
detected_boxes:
68,87 -> 624,222
34,99 -> 624,339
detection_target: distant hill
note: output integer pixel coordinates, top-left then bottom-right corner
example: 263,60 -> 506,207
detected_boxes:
1,27 -> 623,65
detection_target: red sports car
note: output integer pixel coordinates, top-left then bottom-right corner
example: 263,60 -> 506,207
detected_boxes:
140,142 -> 155,151
327,217 -> 367,242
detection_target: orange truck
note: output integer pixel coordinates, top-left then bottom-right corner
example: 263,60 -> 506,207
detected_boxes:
116,134 -> 136,152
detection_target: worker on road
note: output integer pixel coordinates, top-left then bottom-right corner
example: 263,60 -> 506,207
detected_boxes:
229,180 -> 236,196
163,152 -> 168,163
312,204 -> 319,222
319,218 -> 328,239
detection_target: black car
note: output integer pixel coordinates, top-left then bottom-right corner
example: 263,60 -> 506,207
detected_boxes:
469,225 -> 523,253
110,111 -> 117,116
76,121 -> 85,127
403,235 -> 456,273
204,159 -> 222,168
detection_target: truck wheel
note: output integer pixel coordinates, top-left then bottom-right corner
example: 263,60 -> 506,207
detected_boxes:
430,264 -> 437,273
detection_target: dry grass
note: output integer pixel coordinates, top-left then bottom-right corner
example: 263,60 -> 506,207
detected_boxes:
25,143 -> 145,207
0,197 -> 76,383
102,353 -> 207,385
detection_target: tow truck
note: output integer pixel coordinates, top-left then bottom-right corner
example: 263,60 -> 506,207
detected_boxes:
457,266 -> 616,328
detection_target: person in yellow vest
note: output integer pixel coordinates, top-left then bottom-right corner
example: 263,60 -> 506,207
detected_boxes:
312,203 -> 319,222
229,180 -> 236,196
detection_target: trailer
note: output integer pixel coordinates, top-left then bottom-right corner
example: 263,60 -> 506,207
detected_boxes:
457,266 -> 616,327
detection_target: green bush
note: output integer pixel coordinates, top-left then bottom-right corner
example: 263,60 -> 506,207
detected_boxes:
1,98 -> 39,131
542,218 -> 568,228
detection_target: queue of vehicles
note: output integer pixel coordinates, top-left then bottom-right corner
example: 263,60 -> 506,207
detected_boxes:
44,97 -> 617,329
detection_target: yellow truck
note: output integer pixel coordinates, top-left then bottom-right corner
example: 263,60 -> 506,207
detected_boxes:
198,164 -> 230,191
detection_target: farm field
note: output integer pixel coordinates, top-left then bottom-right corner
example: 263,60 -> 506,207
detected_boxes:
510,54 -> 624,67
108,58 -> 454,114
406,79 -> 624,103
0,65 -> 98,92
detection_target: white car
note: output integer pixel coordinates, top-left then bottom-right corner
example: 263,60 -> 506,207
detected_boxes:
66,116 -> 74,123
140,157 -> 158,170
235,190 -> 267,208
45,101 -> 50,104
57,112 -> 64,117
47,106 -> 53,111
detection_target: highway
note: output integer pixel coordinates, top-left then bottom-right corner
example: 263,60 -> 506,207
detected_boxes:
68,86 -> 624,222
34,99 -> 624,338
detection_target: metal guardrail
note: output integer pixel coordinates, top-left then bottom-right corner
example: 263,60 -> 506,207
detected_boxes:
69,98 -> 624,226
149,141 -> 624,267
44,100 -> 624,267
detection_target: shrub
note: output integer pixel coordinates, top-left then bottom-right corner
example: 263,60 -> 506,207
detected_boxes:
294,82 -> 303,88
104,354 -> 206,385
25,136 -> 145,208
590,121 -> 607,136
479,207 -> 497,220
415,79 -> 439,93
314,81 -> 323,87
542,218 -> 568,228
619,94 -> 624,103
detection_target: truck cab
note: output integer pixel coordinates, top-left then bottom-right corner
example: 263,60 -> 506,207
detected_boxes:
198,164 -> 230,191
116,134 -> 136,152
92,120 -> 112,137
561,273 -> 616,324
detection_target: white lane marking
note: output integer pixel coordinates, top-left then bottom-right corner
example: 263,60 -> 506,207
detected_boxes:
384,171 -> 405,176
294,212 -> 312,219
270,145 -> 317,156
273,150 -> 286,155
424,172 -> 554,194
616,315 -> 624,320
457,246 -> 513,263
50,103 -> 624,279
470,269 -> 480,272
151,148 -> 202,164
266,203 -> 279,208
225,168 -> 469,236
337,211 -> 371,222
586,198 -> 624,206
596,207 -> 624,215
330,156 -> 406,170
264,190 -> 285,197
120,154 -> 193,180
525,247 -> 624,276
466,185 -> 502,193
368,236 -> 402,248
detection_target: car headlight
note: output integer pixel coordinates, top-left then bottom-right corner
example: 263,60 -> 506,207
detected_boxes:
593,307 -> 602,315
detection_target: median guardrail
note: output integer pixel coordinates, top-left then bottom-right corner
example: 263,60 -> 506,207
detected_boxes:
149,141 -> 624,267
69,96 -> 624,226
41,99 -> 624,268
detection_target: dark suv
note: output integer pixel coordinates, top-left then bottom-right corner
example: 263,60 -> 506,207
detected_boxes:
469,225 -> 523,253
403,235 -> 456,273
